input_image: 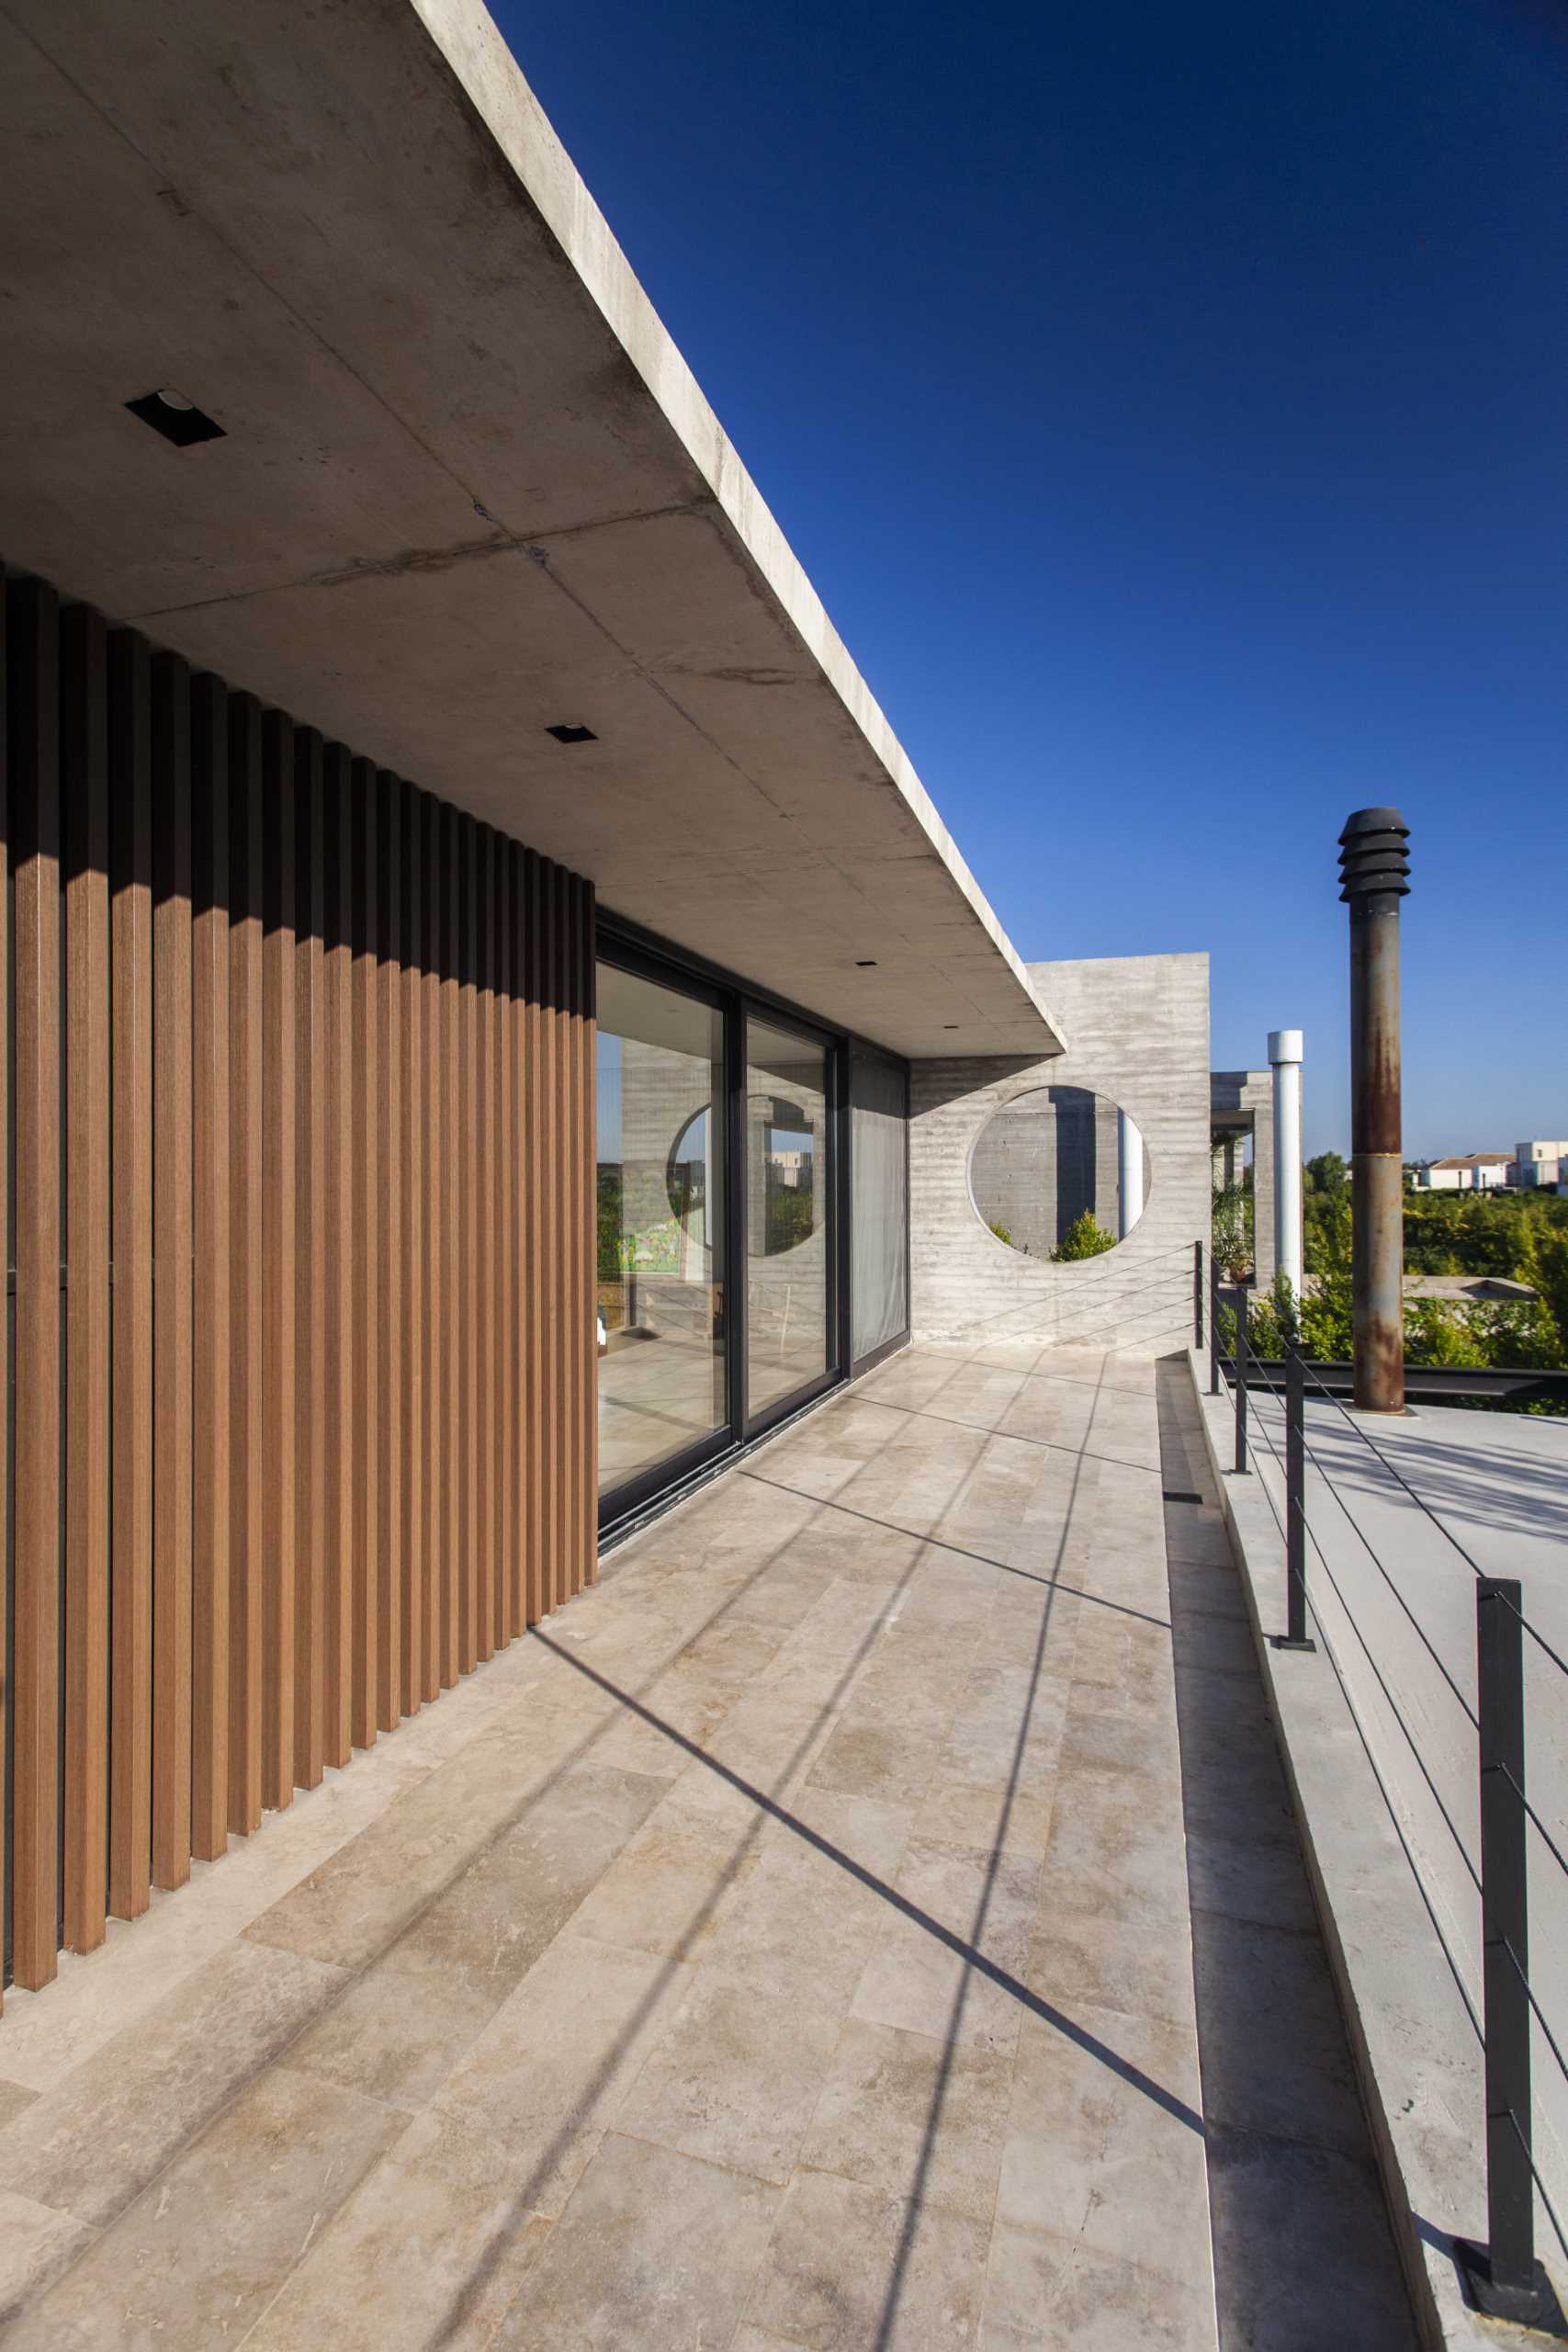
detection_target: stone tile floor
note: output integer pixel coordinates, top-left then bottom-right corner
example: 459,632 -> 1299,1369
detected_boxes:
0,1340 -> 1362,2348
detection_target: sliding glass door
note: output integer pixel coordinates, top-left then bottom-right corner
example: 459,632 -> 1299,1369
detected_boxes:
596,961 -> 728,1506
745,1016 -> 833,1425
597,934 -> 858,1528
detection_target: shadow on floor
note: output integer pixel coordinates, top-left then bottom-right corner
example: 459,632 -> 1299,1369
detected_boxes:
1156,1358 -> 1421,2352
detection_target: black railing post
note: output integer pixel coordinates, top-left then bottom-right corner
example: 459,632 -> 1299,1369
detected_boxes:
1209,1253 -> 1222,1396
1457,1580 -> 1565,2332
1272,1343 -> 1315,1650
1232,1285 -> 1249,1475
1194,1238 -> 1204,1349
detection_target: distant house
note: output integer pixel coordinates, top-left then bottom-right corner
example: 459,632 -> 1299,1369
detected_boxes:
1410,1153 -> 1512,1192
1514,1140 -> 1568,1189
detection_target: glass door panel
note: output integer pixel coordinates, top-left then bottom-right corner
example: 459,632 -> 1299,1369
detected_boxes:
745,1015 -> 832,1422
596,962 -> 728,1500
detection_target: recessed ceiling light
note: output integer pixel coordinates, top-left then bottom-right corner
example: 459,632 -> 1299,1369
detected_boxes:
125,389 -> 226,447
545,724 -> 597,744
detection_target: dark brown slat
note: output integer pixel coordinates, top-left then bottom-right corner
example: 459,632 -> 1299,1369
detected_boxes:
458,812 -> 479,1674
9,576 -> 62,1985
150,651 -> 194,1894
107,628 -> 153,1922
535,855 -> 555,1617
321,746 -> 355,1766
293,729 -> 326,1791
552,864 -> 571,1610
62,604 -> 112,1954
440,802 -> 460,1687
376,771 -> 402,1729
570,879 -> 587,1599
557,863 -> 576,1604
510,842 -> 526,1636
400,779 -> 424,1717
581,878 -> 600,1582
498,842 -> 517,1645
262,713 -> 298,1808
350,758 -> 379,1747
425,792 -> 446,1698
190,674 -> 231,1864
0,579 -> 8,2005
475,825 -> 494,1663
570,872 -> 590,1597
523,849 -> 546,1627
226,693 -> 264,1840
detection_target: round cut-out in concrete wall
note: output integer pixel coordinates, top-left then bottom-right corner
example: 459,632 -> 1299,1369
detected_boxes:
970,1085 -> 1150,1259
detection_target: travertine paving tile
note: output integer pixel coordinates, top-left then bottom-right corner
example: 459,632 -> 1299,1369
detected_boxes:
0,2077 -> 39,2130
0,1939 -> 345,2226
801,2015 -> 1014,2223
1035,1765 -> 1190,1925
568,1781 -> 763,1959
982,2219 -> 1215,2351
416,1931 -> 694,2218
287,1760 -> 669,2108
244,2118 -> 553,2352
745,2166 -> 988,2349
0,2188 -> 96,2323
997,2003 -> 1209,2286
2,2065 -> 400,2350
492,2132 -> 780,2349
616,1973 -> 842,2184
851,1839 -> 1041,2054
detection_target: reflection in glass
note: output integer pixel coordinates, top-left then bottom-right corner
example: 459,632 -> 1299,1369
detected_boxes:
596,964 -> 726,1497
970,1085 -> 1150,1259
747,1017 -> 831,1419
851,1044 -> 908,1363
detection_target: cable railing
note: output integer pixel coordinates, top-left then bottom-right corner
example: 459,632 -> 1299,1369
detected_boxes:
1200,1244 -> 1568,2335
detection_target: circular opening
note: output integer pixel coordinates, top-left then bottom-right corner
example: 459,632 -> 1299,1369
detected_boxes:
970,1086 -> 1150,1260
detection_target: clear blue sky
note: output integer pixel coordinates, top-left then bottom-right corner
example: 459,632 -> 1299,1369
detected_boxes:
493,0 -> 1567,1159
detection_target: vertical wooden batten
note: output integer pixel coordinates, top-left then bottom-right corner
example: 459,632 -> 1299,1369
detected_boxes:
150,651 -> 194,1894
375,770 -> 401,1733
226,693 -> 264,1842
321,746 -> 355,1768
61,604 -> 111,1955
293,729 -> 326,1792
107,627 -> 153,1922
190,673 -> 232,1865
2,561 -> 599,2000
262,712 -> 299,1809
400,778 -> 425,1718
10,576 -> 62,1985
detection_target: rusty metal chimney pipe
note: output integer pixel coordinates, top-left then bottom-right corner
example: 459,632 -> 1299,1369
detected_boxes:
1338,808 -> 1410,1412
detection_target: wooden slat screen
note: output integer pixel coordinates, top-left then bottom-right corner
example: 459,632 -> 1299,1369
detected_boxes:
0,566 -> 597,2005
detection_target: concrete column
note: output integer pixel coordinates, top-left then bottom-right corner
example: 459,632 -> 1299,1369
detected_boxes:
1117,1110 -> 1145,1239
1268,1029 -> 1303,1299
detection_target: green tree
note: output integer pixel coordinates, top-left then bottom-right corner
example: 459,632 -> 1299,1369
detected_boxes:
1212,1182 -> 1253,1279
1305,1151 -> 1348,1194
1053,1209 -> 1117,1261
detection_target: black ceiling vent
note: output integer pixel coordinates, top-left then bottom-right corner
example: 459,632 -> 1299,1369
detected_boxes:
545,723 -> 597,744
855,959 -> 877,967
126,389 -> 226,447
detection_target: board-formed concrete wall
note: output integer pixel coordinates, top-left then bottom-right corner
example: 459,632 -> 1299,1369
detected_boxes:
910,953 -> 1211,1353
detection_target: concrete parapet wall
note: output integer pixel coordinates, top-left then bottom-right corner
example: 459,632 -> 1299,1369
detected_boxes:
910,952 -> 1211,1354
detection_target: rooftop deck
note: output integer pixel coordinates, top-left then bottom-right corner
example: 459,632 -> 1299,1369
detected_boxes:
0,1344 -> 1416,2347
